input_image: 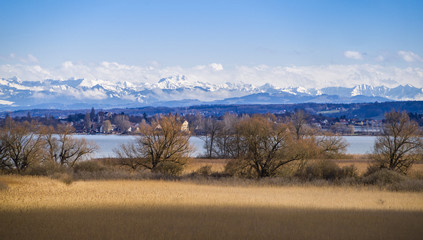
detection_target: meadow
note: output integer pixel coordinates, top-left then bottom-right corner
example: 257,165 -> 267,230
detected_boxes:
1,168 -> 423,240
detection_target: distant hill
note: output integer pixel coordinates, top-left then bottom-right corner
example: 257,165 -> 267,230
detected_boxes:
3,101 -> 423,120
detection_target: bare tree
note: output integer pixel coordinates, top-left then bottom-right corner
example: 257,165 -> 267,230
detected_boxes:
0,121 -> 44,174
229,115 -> 317,178
42,124 -> 97,167
0,134 -> 8,171
113,114 -> 131,133
115,114 -> 192,175
215,113 -> 242,158
289,109 -> 317,140
201,117 -> 221,158
316,133 -> 349,158
114,143 -> 146,170
372,110 -> 423,174
291,110 -> 308,140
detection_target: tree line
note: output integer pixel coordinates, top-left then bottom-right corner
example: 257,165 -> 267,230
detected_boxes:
0,118 -> 97,174
198,111 -> 349,178
1,110 -> 422,179
111,111 -> 349,177
115,110 -> 422,178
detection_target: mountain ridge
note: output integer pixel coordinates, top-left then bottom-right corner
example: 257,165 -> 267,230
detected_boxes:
0,75 -> 422,110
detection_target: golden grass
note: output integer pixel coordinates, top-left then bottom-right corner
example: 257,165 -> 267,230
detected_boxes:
336,161 -> 423,175
184,158 -> 228,173
337,161 -> 371,174
1,175 -> 423,240
1,175 -> 423,211
186,157 -> 423,176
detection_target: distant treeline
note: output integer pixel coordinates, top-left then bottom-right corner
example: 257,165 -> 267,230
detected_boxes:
1,101 -> 423,120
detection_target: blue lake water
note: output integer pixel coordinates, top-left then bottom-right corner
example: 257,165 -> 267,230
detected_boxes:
342,136 -> 377,155
74,135 -> 377,158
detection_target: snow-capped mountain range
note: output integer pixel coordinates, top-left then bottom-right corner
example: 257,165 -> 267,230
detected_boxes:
0,75 -> 422,110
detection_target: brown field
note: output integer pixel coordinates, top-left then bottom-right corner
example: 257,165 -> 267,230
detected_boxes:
1,175 -> 423,240
186,157 -> 423,176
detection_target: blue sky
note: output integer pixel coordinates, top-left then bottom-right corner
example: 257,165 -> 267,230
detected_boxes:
0,0 -> 422,88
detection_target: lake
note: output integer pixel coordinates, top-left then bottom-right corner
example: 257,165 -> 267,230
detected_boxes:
74,135 -> 377,158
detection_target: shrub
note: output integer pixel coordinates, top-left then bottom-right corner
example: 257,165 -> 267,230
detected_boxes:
51,172 -> 74,185
364,164 -> 382,176
95,158 -> 122,167
25,161 -> 68,176
25,164 -> 49,176
154,162 -> 184,176
337,177 -> 360,186
340,165 -> 358,179
224,159 -> 257,178
73,160 -> 105,173
303,160 -> 338,180
195,165 -> 213,176
361,169 -> 407,186
296,160 -> 358,181
388,179 -> 423,192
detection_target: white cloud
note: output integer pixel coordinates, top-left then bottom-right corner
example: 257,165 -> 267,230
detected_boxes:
398,51 -> 423,63
0,62 -> 422,89
0,64 -> 53,81
0,99 -> 14,105
344,51 -> 363,60
209,63 -> 223,71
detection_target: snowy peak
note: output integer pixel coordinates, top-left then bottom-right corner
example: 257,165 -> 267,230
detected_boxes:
284,86 -> 322,96
389,84 -> 423,100
156,75 -> 191,89
332,84 -> 422,100
351,84 -> 388,97
0,76 -> 422,109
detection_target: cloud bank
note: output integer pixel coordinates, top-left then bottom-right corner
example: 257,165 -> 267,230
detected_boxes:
0,61 -> 422,89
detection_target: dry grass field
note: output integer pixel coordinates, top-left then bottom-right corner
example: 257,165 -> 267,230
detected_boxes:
184,158 -> 228,173
336,160 -> 423,177
186,157 -> 423,176
1,175 -> 423,240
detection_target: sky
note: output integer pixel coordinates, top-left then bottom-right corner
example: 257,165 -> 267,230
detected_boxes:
1,0 -> 423,88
